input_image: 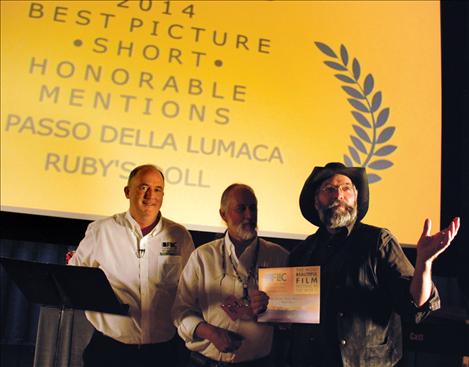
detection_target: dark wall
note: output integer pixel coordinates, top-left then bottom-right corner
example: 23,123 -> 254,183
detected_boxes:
436,1 -> 469,285
0,211 -> 300,252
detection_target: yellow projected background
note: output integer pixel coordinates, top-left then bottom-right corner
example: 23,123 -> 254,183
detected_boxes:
1,1 -> 441,244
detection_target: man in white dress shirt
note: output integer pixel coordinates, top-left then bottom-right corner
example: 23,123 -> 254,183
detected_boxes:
172,184 -> 289,366
70,164 -> 194,367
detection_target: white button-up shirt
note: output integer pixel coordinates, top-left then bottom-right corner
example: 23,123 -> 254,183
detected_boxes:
70,211 -> 194,344
172,233 -> 289,362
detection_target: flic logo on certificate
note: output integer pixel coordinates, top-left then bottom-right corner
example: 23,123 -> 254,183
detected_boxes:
265,272 -> 288,282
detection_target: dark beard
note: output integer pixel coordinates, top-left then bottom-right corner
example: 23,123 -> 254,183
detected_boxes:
317,200 -> 357,229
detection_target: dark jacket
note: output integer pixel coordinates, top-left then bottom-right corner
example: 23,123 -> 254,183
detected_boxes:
289,222 -> 440,367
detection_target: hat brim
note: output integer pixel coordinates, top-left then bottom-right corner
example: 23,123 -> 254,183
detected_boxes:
299,164 -> 369,226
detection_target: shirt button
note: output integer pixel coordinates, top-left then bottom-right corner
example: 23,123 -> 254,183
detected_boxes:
338,312 -> 344,317
340,339 -> 347,345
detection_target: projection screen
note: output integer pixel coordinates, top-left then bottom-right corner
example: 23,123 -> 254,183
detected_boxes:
1,1 -> 441,244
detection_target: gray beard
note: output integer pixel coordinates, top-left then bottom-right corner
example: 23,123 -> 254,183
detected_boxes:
317,200 -> 357,229
234,223 -> 257,241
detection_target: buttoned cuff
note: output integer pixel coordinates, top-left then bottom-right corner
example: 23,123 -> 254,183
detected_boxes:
180,314 -> 206,342
411,285 -> 440,323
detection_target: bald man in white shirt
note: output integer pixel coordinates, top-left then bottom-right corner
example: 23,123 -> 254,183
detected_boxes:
70,164 -> 194,367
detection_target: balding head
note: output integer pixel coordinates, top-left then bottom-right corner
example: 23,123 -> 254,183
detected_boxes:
219,184 -> 258,245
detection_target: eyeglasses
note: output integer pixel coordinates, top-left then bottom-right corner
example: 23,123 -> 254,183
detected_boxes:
319,183 -> 354,195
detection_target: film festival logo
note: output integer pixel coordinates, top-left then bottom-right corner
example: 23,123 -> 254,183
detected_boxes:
315,42 -> 396,184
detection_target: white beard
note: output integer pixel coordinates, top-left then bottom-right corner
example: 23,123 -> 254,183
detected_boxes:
233,222 -> 257,241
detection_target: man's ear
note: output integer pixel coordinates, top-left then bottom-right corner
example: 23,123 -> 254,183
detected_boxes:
124,186 -> 130,199
219,208 -> 227,222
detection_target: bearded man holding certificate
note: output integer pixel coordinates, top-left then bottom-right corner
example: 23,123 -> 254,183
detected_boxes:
172,183 -> 288,366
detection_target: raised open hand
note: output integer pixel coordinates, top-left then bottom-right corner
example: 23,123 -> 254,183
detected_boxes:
416,217 -> 460,264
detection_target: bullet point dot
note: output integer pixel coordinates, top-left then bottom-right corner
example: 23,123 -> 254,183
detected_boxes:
214,59 -> 223,67
74,39 -> 83,47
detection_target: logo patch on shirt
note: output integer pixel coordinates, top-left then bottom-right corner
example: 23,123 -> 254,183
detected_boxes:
160,242 -> 179,256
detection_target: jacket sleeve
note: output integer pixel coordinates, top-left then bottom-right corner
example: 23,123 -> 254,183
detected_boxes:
288,235 -> 315,267
377,229 -> 440,323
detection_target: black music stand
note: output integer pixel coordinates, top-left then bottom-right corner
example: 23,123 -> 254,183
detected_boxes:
0,257 -> 129,367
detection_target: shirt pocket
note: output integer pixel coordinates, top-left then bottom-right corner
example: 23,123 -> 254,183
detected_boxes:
156,255 -> 182,285
364,336 -> 394,367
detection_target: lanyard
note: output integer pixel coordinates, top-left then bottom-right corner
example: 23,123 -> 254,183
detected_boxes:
221,235 -> 260,303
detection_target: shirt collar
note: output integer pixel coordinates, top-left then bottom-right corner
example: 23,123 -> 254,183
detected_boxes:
318,220 -> 356,241
125,210 -> 163,237
224,231 -> 257,267
149,213 -> 163,236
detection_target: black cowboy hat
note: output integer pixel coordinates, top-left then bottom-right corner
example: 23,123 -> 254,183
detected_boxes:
299,162 -> 369,226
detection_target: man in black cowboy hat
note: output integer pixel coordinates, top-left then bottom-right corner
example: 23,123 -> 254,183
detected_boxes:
288,162 -> 460,367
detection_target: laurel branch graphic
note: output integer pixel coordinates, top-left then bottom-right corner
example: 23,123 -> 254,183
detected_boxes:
315,42 -> 396,183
